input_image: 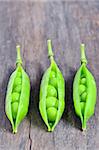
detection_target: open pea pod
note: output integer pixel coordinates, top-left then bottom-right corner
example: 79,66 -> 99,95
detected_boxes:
5,45 -> 30,133
73,44 -> 97,130
39,40 -> 65,131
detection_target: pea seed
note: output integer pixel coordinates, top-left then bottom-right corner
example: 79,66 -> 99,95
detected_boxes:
80,102 -> 85,115
49,71 -> 57,87
81,92 -> 87,102
12,92 -> 20,103
49,122 -> 53,127
50,71 -> 56,78
14,77 -> 22,86
17,72 -> 22,77
49,78 -> 57,88
81,78 -> 86,84
14,85 -> 22,93
47,107 -> 57,122
52,66 -> 56,72
46,97 -> 58,109
79,84 -> 86,95
47,85 -> 57,97
11,102 -> 19,119
81,74 -> 85,78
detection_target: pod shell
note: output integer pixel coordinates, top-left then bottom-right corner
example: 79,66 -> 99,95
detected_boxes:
39,60 -> 65,131
5,66 -> 30,133
73,64 -> 97,130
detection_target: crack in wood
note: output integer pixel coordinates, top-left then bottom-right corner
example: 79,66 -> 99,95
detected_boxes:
29,117 -> 32,150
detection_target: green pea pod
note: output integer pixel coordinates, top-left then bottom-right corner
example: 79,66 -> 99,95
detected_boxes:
5,45 -> 30,133
73,44 -> 97,131
39,40 -> 65,132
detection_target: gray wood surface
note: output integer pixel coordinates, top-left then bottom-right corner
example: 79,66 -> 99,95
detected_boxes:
0,1 -> 99,150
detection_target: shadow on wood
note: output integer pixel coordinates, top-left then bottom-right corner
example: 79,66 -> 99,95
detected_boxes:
0,67 -> 14,133
62,66 -> 82,130
27,62 -> 47,131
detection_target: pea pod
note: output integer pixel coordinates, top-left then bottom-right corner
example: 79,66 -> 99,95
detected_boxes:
39,40 -> 65,131
73,44 -> 97,130
5,45 -> 30,133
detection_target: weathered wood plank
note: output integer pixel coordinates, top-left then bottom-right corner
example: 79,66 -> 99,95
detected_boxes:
0,1 -> 99,150
0,2 -> 30,150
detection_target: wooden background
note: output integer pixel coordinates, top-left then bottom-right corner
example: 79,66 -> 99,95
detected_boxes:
0,1 -> 99,150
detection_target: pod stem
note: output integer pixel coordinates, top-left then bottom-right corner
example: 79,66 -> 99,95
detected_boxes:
47,39 -> 54,62
80,44 -> 87,64
16,45 -> 22,66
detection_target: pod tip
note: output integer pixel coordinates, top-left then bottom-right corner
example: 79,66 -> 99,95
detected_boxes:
48,126 -> 53,132
82,128 -> 86,131
82,128 -> 87,135
13,128 -> 17,134
48,128 -> 51,132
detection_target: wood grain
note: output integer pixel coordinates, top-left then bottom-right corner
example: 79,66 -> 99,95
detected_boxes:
0,1 -> 99,150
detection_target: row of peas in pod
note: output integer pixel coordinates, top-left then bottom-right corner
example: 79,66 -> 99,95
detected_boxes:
11,68 -> 22,120
5,41 -> 97,133
46,69 -> 59,126
79,72 -> 87,116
